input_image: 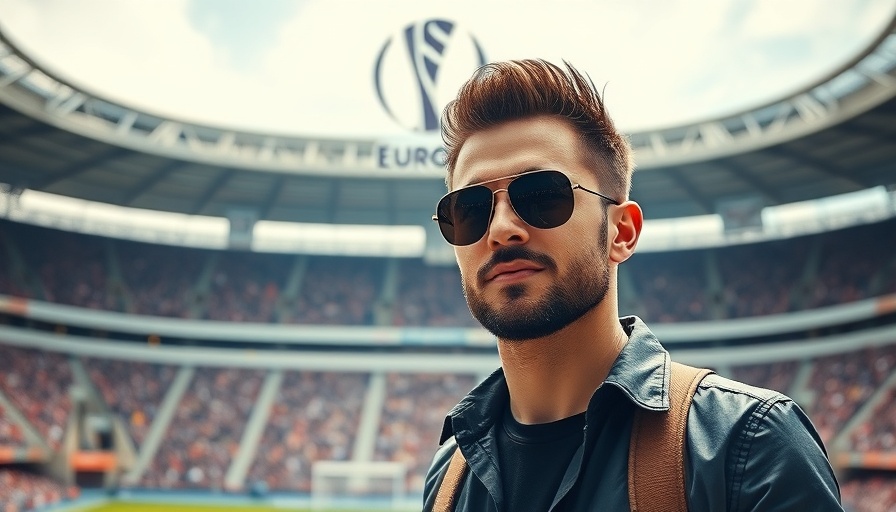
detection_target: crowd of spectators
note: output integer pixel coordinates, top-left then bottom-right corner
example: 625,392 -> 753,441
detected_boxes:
808,345 -> 896,445
247,371 -> 367,492
391,260 -> 478,328
140,367 -> 264,490
850,387 -> 896,453
0,339 -> 893,502
840,474 -> 896,512
0,346 -> 71,450
116,239 -> 206,319
0,469 -> 75,512
283,257 -> 383,326
626,250 -> 710,322
1,214 -> 896,504
375,373 -> 478,493
203,252 -> 293,323
83,358 -> 176,448
730,360 -> 801,396
807,221 -> 896,310
0,404 -> 25,447
6,222 -> 121,312
1,217 -> 895,327
716,237 -> 810,318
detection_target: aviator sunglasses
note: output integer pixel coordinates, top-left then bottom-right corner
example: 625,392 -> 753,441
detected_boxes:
432,169 -> 620,246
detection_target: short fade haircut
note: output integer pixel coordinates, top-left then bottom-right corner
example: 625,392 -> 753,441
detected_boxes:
441,59 -> 633,201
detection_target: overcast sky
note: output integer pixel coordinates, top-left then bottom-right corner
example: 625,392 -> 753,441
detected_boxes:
0,0 -> 893,137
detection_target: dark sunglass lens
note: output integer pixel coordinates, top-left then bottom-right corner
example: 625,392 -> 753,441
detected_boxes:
508,171 -> 574,229
437,185 -> 493,245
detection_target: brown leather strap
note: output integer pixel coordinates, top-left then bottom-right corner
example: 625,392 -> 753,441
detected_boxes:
628,362 -> 712,512
434,444 -> 468,512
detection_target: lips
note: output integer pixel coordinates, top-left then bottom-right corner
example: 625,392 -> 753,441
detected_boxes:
484,260 -> 545,283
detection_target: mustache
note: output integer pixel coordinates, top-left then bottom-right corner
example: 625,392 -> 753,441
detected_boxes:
477,246 -> 557,283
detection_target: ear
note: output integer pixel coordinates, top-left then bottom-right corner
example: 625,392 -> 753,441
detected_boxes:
608,201 -> 642,264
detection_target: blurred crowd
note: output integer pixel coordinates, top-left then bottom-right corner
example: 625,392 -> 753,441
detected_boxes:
0,404 -> 24,447
0,344 -> 893,507
0,470 -> 75,512
247,371 -> 367,492
1,214 -> 896,509
840,474 -> 896,512
0,346 -> 71,450
730,360 -> 801,397
390,260 -> 478,328
140,367 -> 264,490
2,218 -> 895,326
84,358 -> 177,448
851,387 -> 896,453
809,346 -> 896,446
375,373 -> 478,492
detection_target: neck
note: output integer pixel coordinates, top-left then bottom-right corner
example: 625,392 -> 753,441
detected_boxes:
497,299 -> 627,425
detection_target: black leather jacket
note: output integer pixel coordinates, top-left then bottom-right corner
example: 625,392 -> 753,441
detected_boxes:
423,317 -> 843,511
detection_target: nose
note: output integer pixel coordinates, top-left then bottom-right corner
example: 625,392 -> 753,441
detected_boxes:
486,189 -> 530,250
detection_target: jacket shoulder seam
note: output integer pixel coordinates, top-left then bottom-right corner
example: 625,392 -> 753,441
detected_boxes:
728,396 -> 782,511
699,376 -> 791,404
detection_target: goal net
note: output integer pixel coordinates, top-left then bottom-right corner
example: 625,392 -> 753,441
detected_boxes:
310,460 -> 407,511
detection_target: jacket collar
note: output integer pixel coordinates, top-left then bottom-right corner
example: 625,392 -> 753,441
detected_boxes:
603,316 -> 671,412
439,316 -> 670,444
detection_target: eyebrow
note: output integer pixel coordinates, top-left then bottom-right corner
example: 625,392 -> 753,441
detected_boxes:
456,167 -> 546,189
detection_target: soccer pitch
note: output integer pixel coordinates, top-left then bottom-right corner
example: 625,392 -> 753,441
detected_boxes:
81,504 -> 356,512
83,505 -> 304,512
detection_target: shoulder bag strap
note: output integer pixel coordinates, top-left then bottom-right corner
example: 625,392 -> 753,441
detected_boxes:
434,443 -> 468,512
628,361 -> 713,512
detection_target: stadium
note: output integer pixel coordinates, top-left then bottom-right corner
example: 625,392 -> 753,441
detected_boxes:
0,2 -> 895,511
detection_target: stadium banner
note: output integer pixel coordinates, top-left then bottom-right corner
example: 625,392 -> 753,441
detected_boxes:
70,450 -> 117,471
0,445 -> 47,463
835,451 -> 896,471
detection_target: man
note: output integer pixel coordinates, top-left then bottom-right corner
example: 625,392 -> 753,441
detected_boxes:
423,59 -> 842,511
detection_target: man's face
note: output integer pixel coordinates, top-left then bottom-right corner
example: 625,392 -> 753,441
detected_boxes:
450,116 -> 613,341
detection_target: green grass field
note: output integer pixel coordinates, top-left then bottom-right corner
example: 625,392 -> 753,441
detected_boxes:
77,502 -> 409,512
82,505 -> 309,512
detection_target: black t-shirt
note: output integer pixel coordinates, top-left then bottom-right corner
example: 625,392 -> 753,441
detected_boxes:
497,404 -> 586,512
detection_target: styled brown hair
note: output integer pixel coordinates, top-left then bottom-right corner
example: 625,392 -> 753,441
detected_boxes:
441,59 -> 633,201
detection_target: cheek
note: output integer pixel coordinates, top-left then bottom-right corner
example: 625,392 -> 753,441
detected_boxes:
454,248 -> 478,280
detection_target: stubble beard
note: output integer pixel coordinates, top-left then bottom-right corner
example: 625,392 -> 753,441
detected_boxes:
463,229 -> 611,342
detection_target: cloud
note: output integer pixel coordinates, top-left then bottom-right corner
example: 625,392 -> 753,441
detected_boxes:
0,0 -> 892,136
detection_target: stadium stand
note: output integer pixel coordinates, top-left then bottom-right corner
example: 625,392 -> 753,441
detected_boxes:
840,474 -> 896,512
1,9 -> 895,511
0,346 -> 71,451
0,338 -> 893,508
0,403 -> 25,447
809,346 -> 896,445
2,215 -> 896,508
730,360 -> 801,397
851,388 -> 896,452
0,469 -> 74,512
246,371 -> 367,492
2,217 -> 896,326
115,239 -> 207,319
375,373 -> 479,493
83,359 -> 177,448
140,367 -> 265,490
391,259 -> 478,328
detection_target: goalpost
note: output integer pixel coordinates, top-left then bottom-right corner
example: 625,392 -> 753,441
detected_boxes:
310,460 -> 408,511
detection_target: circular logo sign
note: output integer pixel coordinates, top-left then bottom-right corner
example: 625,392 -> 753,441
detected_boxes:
374,19 -> 487,133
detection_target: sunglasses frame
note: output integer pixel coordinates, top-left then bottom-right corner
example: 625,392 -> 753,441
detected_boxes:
432,169 -> 621,246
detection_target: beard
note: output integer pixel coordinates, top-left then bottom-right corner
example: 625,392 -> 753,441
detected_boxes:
462,225 -> 610,342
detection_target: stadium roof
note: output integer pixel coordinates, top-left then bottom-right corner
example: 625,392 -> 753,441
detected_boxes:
0,6 -> 894,227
